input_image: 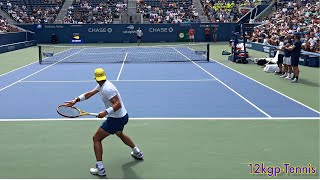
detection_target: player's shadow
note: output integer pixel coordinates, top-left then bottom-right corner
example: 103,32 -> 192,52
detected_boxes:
299,78 -> 319,87
121,160 -> 143,179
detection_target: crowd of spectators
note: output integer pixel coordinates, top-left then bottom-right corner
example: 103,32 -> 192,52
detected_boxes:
249,1 -> 320,53
136,0 -> 200,23
202,0 -> 255,23
0,15 -> 20,33
0,0 -> 63,23
62,0 -> 126,24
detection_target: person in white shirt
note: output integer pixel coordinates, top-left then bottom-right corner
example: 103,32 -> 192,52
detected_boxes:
136,27 -> 143,46
64,68 -> 144,177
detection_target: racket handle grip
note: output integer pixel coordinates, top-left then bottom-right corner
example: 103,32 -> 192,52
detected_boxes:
89,113 -> 99,117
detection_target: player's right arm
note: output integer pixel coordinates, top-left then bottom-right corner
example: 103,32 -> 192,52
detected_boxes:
64,89 -> 99,107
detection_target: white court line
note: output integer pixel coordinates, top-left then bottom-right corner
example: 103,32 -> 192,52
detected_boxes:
20,79 -> 217,83
78,52 -> 179,55
210,59 -> 320,114
0,48 -> 72,77
117,52 -> 128,81
0,117 -> 318,122
173,47 -> 272,118
0,49 -> 85,93
0,61 -> 37,77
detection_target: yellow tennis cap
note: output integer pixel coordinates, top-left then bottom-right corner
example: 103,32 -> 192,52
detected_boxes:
94,68 -> 107,81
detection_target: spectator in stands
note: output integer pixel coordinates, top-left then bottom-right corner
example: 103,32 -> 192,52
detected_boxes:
63,0 -> 117,24
251,1 -> 319,54
136,0 -> 200,23
3,0 -> 63,24
202,0 -> 253,23
0,15 -> 20,33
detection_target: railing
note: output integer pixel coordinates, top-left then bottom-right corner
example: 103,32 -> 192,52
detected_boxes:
254,0 -> 275,22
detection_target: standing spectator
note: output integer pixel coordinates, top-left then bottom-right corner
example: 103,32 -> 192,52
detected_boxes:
205,25 -> 210,42
213,26 -> 218,42
280,36 -> 293,79
287,33 -> 302,83
188,26 -> 195,43
275,36 -> 285,75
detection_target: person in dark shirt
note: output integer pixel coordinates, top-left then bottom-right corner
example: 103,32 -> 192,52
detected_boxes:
286,33 -> 302,83
213,27 -> 218,42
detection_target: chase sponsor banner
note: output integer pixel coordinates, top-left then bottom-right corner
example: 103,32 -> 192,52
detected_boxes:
149,27 -> 174,33
88,27 -> 112,33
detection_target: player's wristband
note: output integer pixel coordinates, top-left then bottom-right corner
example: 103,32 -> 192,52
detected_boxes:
77,94 -> 86,102
106,107 -> 114,114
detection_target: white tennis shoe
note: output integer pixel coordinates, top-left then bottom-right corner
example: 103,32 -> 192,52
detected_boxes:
90,165 -> 106,177
131,151 -> 144,160
291,78 -> 299,83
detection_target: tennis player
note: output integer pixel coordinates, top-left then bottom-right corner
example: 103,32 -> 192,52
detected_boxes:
64,68 -> 143,177
136,27 -> 143,46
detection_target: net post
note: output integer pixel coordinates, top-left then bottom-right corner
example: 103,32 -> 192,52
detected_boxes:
38,45 -> 42,64
206,43 -> 210,62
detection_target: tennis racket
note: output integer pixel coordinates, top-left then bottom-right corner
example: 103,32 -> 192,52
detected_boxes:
57,105 -> 98,118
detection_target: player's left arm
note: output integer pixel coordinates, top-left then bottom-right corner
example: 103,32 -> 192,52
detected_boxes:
97,95 -> 122,118
64,88 -> 99,107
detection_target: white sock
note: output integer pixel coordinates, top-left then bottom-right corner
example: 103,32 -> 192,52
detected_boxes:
133,146 -> 140,154
96,161 -> 104,169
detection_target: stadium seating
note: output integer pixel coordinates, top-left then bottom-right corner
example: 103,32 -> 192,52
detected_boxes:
0,15 -> 20,33
201,0 -> 256,23
0,0 -> 64,23
62,0 -> 127,24
250,0 -> 319,53
136,0 -> 200,23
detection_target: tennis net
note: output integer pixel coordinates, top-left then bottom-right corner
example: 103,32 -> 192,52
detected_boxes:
38,43 -> 210,64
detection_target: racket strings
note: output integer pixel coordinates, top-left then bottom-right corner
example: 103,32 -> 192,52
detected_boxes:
57,106 -> 81,117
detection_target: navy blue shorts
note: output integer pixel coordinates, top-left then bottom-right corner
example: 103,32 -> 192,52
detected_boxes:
277,54 -> 284,65
100,114 -> 129,134
291,57 -> 299,67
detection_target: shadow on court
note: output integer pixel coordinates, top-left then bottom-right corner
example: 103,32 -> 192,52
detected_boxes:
121,160 -> 143,179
